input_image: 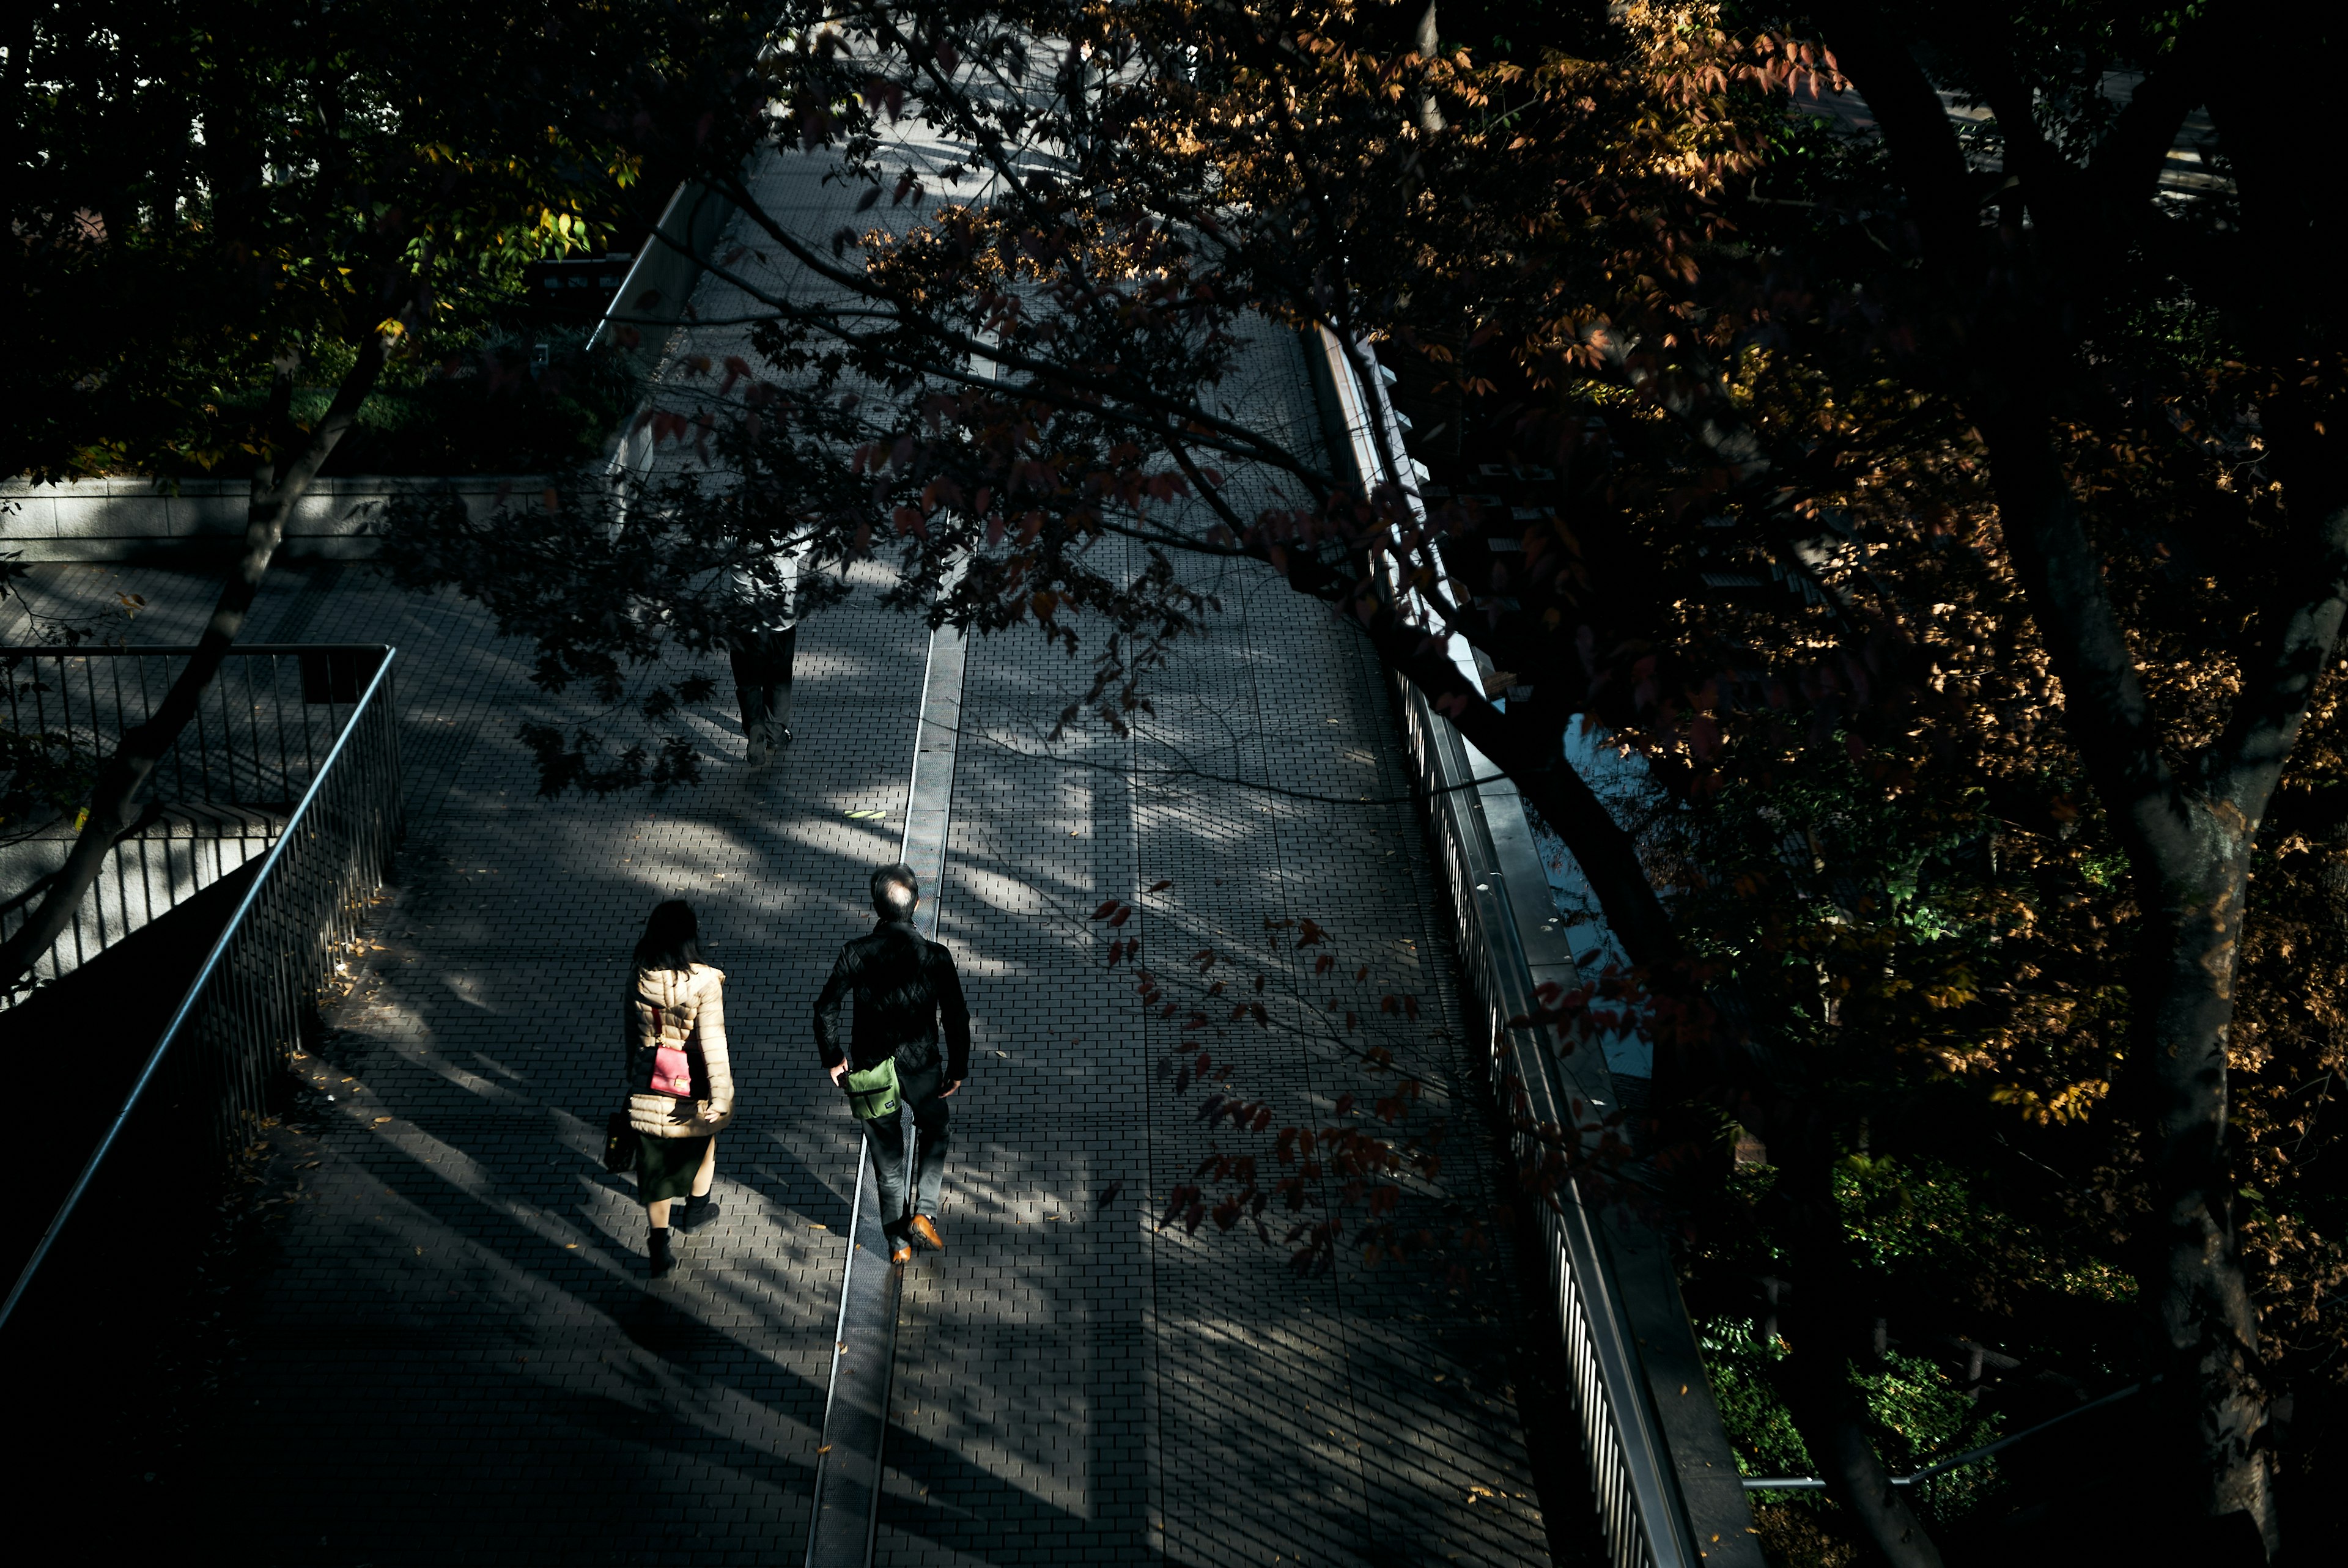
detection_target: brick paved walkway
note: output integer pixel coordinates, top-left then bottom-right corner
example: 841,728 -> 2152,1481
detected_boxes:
15,513 -> 1554,1566
7,146 -> 1560,1568
887,547 -> 1556,1568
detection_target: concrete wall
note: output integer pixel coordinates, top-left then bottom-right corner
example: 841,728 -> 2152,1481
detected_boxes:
0,476 -> 544,563
0,177 -> 726,568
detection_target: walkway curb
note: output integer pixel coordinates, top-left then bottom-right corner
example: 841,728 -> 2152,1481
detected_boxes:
803,1147 -> 899,1568
801,602 -> 967,1568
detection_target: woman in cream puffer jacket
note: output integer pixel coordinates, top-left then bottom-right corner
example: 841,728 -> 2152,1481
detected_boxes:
626,900 -> 734,1276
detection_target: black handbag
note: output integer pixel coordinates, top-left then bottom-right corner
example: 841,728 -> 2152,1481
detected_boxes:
603,1110 -> 640,1174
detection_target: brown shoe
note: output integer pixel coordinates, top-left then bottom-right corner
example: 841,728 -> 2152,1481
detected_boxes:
888,1243 -> 913,1265
909,1214 -> 944,1251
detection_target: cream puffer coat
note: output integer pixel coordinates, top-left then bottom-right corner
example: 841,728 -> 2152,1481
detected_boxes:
625,962 -> 734,1138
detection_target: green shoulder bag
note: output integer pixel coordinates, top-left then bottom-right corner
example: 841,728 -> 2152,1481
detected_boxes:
843,1058 -> 900,1121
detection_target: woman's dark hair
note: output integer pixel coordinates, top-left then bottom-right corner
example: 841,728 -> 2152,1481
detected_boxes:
635,899 -> 704,971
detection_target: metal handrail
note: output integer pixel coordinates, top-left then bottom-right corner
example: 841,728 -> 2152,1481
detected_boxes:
1310,323 -> 1741,1568
0,646 -> 401,1330
1397,664 -> 1701,1568
2,644 -> 389,995
1743,1378 -> 2154,1492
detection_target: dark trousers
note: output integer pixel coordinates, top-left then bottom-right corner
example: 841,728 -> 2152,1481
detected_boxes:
728,627 -> 796,740
866,1059 -> 950,1237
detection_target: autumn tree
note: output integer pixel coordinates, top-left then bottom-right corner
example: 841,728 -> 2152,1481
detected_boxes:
1693,6 -> 2342,1558
389,4 -> 1967,1552
380,2 -> 2346,1560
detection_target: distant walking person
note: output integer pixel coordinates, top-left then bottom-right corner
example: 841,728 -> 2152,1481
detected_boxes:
625,899 -> 733,1277
726,547 -> 799,764
814,864 -> 970,1265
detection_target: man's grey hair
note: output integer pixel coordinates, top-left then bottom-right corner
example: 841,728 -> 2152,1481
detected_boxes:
871,863 -> 919,918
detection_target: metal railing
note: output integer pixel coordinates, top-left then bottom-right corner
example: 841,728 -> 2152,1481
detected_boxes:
1743,1377 -> 2155,1495
1307,325 -> 1759,1568
0,646 -> 401,1328
1,645 -> 386,999
1394,681 -> 1704,1568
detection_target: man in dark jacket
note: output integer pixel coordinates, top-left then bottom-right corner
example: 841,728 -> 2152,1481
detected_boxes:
814,862 -> 971,1263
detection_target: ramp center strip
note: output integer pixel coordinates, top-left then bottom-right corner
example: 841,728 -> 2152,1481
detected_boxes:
802,607 -> 968,1568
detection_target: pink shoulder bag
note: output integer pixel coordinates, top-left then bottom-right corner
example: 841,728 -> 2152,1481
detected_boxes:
649,1040 -> 694,1098
638,991 -> 694,1099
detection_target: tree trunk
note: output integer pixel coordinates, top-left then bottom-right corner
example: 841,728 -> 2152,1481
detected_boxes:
1788,1396 -> 1944,1568
1263,515 -> 1685,972
1413,2 -> 1444,134
2139,844 -> 2279,1552
1752,1119 -> 1948,1567
0,299 -> 418,992
1982,402 -> 2282,1554
1774,1311 -> 1946,1566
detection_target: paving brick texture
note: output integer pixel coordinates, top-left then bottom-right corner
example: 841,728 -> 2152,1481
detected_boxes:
3,156 -> 1557,1568
10,529 -> 1552,1568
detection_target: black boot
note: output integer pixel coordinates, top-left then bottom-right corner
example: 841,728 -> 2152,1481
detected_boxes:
681,1193 -> 722,1233
648,1226 -> 674,1278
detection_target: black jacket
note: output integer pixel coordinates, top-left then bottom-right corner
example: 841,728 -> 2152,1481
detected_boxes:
813,918 -> 972,1080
